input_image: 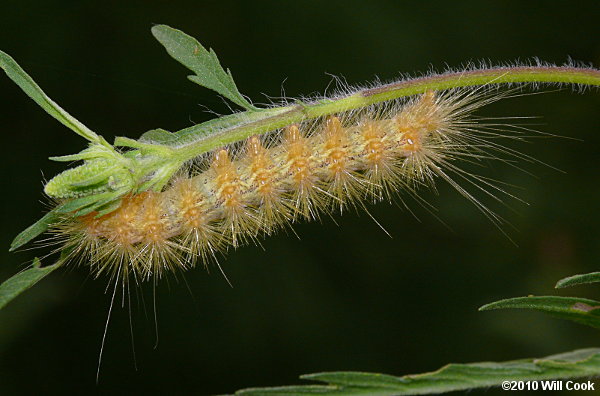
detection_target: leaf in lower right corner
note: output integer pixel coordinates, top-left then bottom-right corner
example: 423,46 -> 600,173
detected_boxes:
233,348 -> 600,395
556,272 -> 600,288
479,296 -> 600,329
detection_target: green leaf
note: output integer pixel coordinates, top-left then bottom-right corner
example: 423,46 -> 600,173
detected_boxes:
10,207 -> 63,252
480,296 -> 600,329
0,258 -> 60,310
556,272 -> 600,288
55,190 -> 123,215
0,50 -> 100,143
151,24 -> 257,111
233,348 -> 600,395
139,107 -> 293,148
139,128 -> 176,144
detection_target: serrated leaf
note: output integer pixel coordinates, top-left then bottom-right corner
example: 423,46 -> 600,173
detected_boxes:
10,207 -> 63,251
0,50 -> 99,142
233,348 -> 600,395
556,272 -> 600,288
151,24 -> 257,111
480,296 -> 600,329
0,258 -> 60,310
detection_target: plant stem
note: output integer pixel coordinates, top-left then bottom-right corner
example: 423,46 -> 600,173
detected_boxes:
164,66 -> 600,162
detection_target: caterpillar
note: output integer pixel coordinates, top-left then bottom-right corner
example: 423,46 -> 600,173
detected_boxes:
5,25 -> 600,288
50,88 -> 549,282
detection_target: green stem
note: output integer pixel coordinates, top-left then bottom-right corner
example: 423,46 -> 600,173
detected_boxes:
163,66 -> 600,163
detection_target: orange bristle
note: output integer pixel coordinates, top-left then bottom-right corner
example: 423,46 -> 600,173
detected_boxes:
283,124 -> 323,220
211,148 -> 255,247
244,136 -> 289,234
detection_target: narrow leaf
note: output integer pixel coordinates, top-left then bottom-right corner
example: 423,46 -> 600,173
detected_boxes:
151,24 -> 256,110
0,50 -> 99,142
233,348 -> 600,395
556,272 -> 600,288
139,128 -> 176,144
10,207 -> 63,251
0,259 -> 60,310
55,190 -> 121,215
140,107 -> 292,147
480,296 -> 600,329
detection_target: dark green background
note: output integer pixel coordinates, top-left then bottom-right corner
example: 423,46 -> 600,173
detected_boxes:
1,1 -> 600,395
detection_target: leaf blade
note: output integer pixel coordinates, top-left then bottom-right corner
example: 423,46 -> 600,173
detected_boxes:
0,50 -> 99,142
556,272 -> 600,289
151,24 -> 256,110
140,107 -> 292,147
233,348 -> 600,395
10,207 -> 63,251
0,259 -> 60,310
479,296 -> 600,329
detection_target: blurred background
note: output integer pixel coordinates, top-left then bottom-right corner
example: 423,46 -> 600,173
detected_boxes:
1,1 -> 600,395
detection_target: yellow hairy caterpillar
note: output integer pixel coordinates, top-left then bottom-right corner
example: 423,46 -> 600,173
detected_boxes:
58,90 -> 506,281
4,25 -> 600,291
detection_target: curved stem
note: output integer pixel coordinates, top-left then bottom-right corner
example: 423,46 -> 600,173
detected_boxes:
166,66 -> 600,162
